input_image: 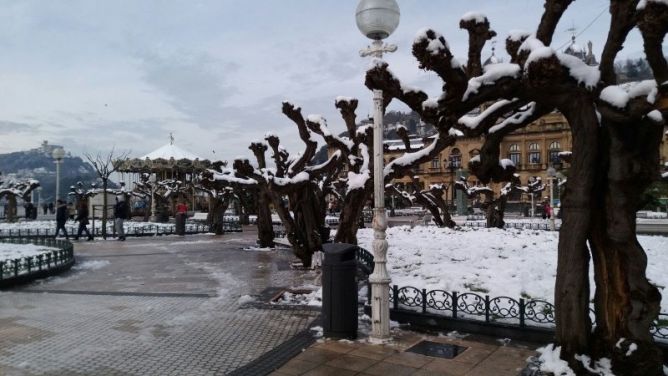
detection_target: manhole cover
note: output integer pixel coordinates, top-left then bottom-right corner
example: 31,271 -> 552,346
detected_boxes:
406,340 -> 467,359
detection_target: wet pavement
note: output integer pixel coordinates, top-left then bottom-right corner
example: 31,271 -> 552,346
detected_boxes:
0,228 -> 321,375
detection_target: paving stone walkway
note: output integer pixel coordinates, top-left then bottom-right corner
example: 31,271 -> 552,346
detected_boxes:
0,229 -> 321,375
273,330 -> 537,376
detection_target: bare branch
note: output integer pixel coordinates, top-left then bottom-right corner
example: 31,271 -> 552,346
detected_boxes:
600,0 -> 640,85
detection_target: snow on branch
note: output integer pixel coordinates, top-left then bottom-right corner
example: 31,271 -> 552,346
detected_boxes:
599,80 -> 658,109
462,63 -> 521,101
384,137 -> 437,177
520,37 -> 600,90
489,102 -> 537,133
460,11 -> 488,24
458,99 -> 517,130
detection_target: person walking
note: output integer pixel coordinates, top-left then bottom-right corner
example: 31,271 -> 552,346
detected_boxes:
74,201 -> 93,241
175,200 -> 188,236
114,197 -> 128,241
55,200 -> 69,239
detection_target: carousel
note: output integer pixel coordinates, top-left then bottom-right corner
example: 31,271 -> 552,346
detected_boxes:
115,134 -> 213,221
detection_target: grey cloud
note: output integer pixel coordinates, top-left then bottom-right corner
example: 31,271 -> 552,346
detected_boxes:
136,49 -> 240,130
0,120 -> 39,133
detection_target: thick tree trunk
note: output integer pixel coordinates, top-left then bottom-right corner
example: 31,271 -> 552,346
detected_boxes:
334,188 -> 369,244
6,196 -> 17,223
256,190 -> 274,248
143,195 -> 151,222
209,197 -> 230,236
484,196 -> 506,229
554,102 -> 597,366
588,118 -> 663,375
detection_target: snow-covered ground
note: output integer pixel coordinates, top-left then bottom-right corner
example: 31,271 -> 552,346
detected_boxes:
0,243 -> 59,261
357,226 -> 668,312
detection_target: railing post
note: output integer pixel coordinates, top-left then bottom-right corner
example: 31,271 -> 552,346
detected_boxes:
0,261 -> 4,280
519,298 -> 526,328
485,295 -> 490,323
452,291 -> 458,319
422,289 -> 427,313
393,285 -> 399,310
26,257 -> 32,274
13,259 -> 19,277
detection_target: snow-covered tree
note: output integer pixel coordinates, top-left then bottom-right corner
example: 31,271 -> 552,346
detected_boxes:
365,1 -> 668,372
206,102 -> 341,266
0,176 -> 40,222
307,97 -> 459,244
386,178 -> 456,228
86,149 -> 129,238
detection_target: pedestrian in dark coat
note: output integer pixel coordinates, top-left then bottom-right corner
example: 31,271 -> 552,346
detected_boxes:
75,201 -> 93,241
55,200 -> 69,239
114,197 -> 128,241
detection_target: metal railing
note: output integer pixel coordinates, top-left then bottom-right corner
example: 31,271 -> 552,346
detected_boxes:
463,221 -> 561,231
0,221 -> 242,239
0,238 -> 74,287
373,284 -> 667,343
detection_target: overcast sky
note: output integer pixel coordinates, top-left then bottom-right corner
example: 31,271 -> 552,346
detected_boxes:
0,0 -> 660,162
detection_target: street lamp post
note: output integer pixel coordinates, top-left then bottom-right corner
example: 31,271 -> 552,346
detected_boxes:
547,167 -> 557,231
52,148 -> 66,203
356,0 -> 400,343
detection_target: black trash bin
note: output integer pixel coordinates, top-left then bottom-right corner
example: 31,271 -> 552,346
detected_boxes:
322,243 -> 358,339
175,213 -> 186,235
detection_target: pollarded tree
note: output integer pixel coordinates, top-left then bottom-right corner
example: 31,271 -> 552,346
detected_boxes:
206,102 -> 341,265
365,1 -> 668,373
0,177 -> 40,222
306,97 -> 458,244
196,176 -> 236,235
201,160 -> 273,245
86,149 -> 129,238
132,173 -> 154,222
386,178 -> 456,228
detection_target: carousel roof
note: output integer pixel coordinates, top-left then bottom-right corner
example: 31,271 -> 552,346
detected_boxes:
141,143 -> 203,161
116,134 -> 212,173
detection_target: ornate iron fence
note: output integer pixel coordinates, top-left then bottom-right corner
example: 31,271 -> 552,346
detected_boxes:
463,221 -> 561,231
373,284 -> 668,343
0,238 -> 74,287
0,221 -> 241,239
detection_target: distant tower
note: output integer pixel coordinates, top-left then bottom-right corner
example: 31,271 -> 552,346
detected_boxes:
584,40 -> 599,66
483,41 -> 502,66
563,28 -> 586,61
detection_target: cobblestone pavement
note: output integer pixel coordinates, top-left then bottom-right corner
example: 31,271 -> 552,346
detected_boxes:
0,228 -> 321,375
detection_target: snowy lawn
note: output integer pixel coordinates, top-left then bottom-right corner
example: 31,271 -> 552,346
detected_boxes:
0,243 -> 59,261
357,226 -> 668,312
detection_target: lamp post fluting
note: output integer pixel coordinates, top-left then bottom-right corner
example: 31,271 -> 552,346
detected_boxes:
52,148 -> 66,203
356,0 -> 400,343
547,167 -> 557,231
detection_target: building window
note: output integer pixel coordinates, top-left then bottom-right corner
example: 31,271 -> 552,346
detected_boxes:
549,141 -> 561,163
528,143 -> 541,164
449,148 -> 462,168
431,156 -> 440,169
508,144 -> 521,166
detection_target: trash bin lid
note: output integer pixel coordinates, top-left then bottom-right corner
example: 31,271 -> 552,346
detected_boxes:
323,243 -> 357,263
